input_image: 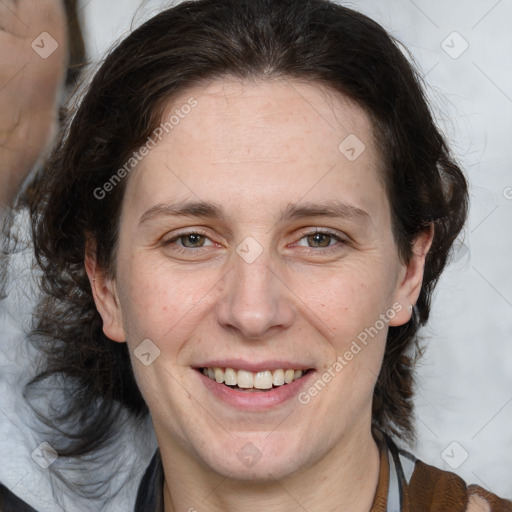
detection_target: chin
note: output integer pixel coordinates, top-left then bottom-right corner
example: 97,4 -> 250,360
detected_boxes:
197,434 -> 313,482
209,455 -> 305,483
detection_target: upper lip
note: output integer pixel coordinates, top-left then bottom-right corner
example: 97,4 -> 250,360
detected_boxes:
196,359 -> 315,372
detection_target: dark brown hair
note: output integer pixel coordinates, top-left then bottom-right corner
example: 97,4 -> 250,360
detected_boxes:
27,0 -> 468,458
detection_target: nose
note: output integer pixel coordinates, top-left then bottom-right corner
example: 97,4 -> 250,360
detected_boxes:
215,244 -> 295,340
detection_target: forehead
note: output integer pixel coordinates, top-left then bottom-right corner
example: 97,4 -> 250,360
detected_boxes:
162,76 -> 376,163
123,76 -> 387,223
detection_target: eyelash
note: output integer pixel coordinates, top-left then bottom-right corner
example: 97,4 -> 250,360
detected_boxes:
162,228 -> 346,255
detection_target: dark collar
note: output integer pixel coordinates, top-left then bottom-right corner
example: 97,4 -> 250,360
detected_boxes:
134,449 -> 165,512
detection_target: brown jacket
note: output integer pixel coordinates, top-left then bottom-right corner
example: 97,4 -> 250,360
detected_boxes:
371,429 -> 512,511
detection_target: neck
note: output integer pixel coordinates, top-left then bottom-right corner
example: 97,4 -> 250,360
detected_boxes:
160,424 -> 381,512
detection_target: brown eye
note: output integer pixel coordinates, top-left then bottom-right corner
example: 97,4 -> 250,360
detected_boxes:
306,233 -> 334,248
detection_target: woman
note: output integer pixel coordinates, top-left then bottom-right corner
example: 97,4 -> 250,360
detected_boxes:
1,0 -> 511,510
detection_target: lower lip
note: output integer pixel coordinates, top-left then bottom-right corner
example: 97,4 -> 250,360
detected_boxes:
197,370 -> 315,411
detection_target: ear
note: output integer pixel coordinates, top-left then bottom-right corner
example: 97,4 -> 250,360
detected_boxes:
388,224 -> 434,327
84,237 -> 126,343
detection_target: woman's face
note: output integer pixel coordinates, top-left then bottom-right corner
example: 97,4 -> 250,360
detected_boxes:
89,77 -> 430,481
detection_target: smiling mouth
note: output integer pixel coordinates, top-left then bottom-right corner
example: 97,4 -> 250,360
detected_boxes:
200,367 -> 311,392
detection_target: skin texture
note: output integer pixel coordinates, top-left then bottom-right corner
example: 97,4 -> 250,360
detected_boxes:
0,0 -> 67,208
87,77 -> 433,512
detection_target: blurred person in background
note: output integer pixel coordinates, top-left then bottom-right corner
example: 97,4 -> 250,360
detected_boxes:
0,0 -> 83,210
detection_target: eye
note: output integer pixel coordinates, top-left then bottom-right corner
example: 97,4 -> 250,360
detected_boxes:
161,228 -> 346,255
294,230 -> 345,250
163,230 -> 215,250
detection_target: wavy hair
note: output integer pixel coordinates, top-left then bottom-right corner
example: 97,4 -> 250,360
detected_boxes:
27,0 -> 468,457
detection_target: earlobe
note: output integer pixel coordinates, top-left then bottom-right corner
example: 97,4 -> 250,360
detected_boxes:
388,224 -> 434,327
84,238 -> 126,343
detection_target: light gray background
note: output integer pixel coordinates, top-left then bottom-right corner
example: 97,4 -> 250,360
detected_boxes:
79,0 -> 512,497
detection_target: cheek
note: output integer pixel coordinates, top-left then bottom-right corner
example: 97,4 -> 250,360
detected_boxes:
115,255 -> 220,345
297,262 -> 397,340
306,272 -> 389,405
294,262 -> 393,394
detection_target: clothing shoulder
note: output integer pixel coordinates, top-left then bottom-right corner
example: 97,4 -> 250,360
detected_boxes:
0,482 -> 39,512
406,456 -> 512,512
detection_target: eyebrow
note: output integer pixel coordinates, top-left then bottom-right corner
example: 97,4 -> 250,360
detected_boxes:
139,199 -> 370,225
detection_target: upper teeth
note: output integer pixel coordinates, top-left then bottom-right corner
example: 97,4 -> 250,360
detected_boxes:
202,367 -> 305,389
